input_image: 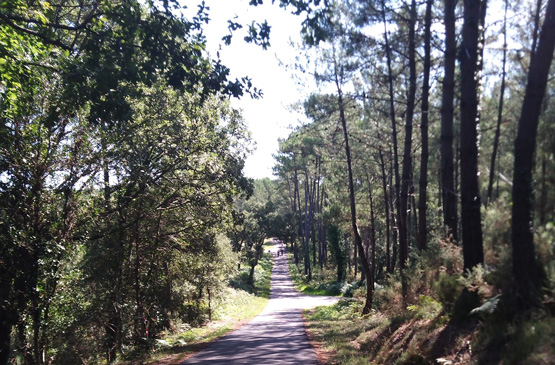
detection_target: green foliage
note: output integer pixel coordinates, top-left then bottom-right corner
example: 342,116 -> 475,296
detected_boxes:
407,295 -> 443,320
482,193 -> 514,291
535,222 -> 555,292
328,223 -> 346,282
458,265 -> 495,301
470,294 -> 502,317
341,280 -> 363,297
472,307 -> 555,365
434,273 -> 463,313
0,0 -> 256,360
289,259 -> 344,296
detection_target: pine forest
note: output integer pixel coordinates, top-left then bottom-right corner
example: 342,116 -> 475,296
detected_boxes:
1,0 -> 554,364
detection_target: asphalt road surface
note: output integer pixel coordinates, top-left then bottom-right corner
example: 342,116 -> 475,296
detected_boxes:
181,242 -> 339,364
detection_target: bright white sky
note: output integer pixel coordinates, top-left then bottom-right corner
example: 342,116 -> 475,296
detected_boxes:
184,0 -> 311,179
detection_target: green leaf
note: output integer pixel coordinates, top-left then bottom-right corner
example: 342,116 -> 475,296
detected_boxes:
470,294 -> 501,316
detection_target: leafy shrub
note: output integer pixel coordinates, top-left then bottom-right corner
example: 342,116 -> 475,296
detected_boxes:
406,295 -> 443,320
482,193 -> 513,291
536,222 -> 555,295
458,264 -> 495,300
341,280 -> 363,297
319,281 -> 342,296
434,272 -> 463,313
373,278 -> 405,315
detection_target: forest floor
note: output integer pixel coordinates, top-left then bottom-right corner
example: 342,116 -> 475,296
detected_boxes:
301,291 -> 555,364
303,302 -> 475,364
289,257 -> 554,363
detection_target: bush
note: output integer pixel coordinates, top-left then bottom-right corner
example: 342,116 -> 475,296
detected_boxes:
319,281 -> 342,296
482,194 -> 513,292
341,280 -> 363,297
434,273 -> 463,313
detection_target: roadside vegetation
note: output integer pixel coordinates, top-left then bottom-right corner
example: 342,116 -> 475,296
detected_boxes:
123,249 -> 273,365
3,0 -> 555,364
301,216 -> 555,364
289,255 -> 362,298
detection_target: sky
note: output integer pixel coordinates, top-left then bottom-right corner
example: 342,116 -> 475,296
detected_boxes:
184,0 -> 311,179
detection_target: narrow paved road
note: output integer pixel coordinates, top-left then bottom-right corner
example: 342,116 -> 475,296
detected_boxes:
181,243 -> 339,364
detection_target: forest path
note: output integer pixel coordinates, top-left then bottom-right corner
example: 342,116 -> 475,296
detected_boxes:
180,242 -> 339,364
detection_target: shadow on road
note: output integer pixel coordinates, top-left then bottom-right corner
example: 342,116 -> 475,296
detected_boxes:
181,242 -> 339,364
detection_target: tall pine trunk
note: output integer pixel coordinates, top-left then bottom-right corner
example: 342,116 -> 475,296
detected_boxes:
399,0 -> 417,298
378,143 -> 391,273
512,0 -> 555,310
459,0 -> 486,272
487,0 -> 508,204
382,0 -> 402,261
334,48 -> 373,315
418,0 -> 433,251
441,0 -> 459,242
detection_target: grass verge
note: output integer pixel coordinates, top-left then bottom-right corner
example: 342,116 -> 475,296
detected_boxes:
302,295 -> 474,365
288,255 -> 355,297
303,293 -> 555,364
121,252 -> 273,365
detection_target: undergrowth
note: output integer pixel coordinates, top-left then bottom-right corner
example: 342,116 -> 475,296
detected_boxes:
118,251 -> 274,364
288,255 -> 361,297
303,197 -> 555,364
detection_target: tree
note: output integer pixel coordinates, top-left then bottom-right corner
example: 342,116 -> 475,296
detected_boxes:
440,0 -> 459,242
328,224 -> 346,282
486,0 -> 509,204
459,0 -> 486,272
417,0 -> 434,251
0,1 -> 254,361
512,0 -> 555,310
329,42 -> 374,314
398,0 -> 418,294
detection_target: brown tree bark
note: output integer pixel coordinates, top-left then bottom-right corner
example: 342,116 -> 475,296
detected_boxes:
487,0 -> 508,204
418,0 -> 434,250
333,49 -> 373,314
459,0 -> 486,272
512,0 -> 555,310
441,0 -> 459,242
398,0 -> 417,299
382,0 -> 402,258
378,140 -> 391,273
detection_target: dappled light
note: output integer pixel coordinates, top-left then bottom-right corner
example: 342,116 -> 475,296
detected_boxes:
1,0 -> 554,364
182,243 -> 338,364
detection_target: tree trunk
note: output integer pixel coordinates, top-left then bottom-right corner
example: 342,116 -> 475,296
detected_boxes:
418,0 -> 433,251
398,0 -> 417,299
512,0 -> 555,310
539,158 -> 547,225
460,0 -> 486,272
378,147 -> 391,273
354,230 -> 358,277
303,173 -> 313,280
318,185 -> 325,269
365,173 -> 377,294
369,185 -> 376,308
382,0 -> 402,257
389,164 -> 398,273
294,165 -> 303,266
334,50 -> 373,315
316,157 -> 321,268
248,263 -> 256,286
487,0 -> 508,204
441,0 -> 459,242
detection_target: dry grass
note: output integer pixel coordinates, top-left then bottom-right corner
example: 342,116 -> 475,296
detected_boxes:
302,299 -> 476,365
